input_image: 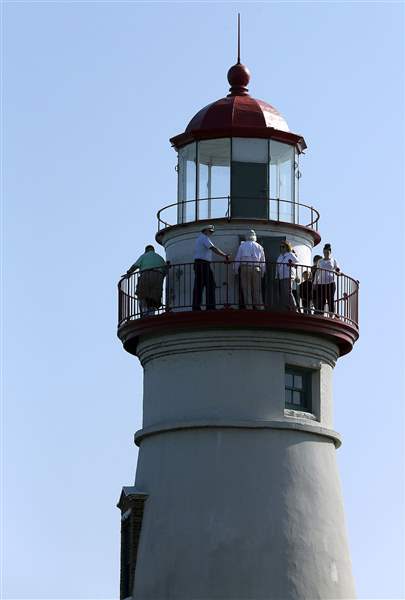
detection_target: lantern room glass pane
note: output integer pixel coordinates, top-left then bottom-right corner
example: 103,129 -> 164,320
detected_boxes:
294,150 -> 301,222
269,140 -> 295,223
231,138 -> 269,219
198,139 -> 230,220
232,138 -> 268,163
177,142 -> 196,223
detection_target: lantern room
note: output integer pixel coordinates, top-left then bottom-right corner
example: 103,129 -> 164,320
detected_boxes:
169,60 -> 308,228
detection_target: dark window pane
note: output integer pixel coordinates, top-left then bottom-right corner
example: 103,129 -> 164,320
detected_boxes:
293,391 -> 301,406
285,373 -> 293,388
294,375 -> 303,389
285,389 -> 292,404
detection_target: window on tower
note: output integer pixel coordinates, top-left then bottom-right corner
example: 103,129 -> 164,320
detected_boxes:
284,366 -> 312,412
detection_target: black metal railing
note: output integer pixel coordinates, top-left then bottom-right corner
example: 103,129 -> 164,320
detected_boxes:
118,261 -> 358,329
157,197 -> 320,232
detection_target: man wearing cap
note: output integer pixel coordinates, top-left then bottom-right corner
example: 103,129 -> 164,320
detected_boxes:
192,225 -> 229,311
234,230 -> 266,309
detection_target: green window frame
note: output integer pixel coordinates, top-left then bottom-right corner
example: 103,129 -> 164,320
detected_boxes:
285,366 -> 312,412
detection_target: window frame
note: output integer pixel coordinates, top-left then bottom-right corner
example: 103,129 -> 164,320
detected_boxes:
284,365 -> 312,412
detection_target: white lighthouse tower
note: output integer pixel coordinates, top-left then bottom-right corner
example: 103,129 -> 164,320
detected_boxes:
117,45 -> 359,600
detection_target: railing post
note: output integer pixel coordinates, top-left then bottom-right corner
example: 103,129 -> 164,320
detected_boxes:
225,260 -> 230,309
132,274 -> 136,319
126,275 -> 130,320
165,261 -> 171,312
118,281 -> 121,325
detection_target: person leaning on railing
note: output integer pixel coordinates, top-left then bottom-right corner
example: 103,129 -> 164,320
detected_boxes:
126,245 -> 167,317
233,230 -> 266,310
275,240 -> 299,310
192,225 -> 229,311
313,243 -> 340,314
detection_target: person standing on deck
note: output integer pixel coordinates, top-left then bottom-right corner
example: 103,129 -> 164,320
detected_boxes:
276,240 -> 299,310
313,243 -> 340,314
126,245 -> 167,316
234,230 -> 266,309
192,225 -> 229,311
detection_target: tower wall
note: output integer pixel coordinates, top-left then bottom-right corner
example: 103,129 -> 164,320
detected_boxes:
158,221 -> 316,266
131,330 -> 356,599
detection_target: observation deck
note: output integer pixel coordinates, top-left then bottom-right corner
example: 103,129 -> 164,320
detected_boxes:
117,261 -> 359,357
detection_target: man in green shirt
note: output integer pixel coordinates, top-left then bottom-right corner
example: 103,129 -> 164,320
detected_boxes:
127,245 -> 167,316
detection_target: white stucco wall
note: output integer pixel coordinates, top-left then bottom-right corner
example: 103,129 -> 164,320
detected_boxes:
130,329 -> 355,600
158,220 -> 317,267
137,330 -> 337,430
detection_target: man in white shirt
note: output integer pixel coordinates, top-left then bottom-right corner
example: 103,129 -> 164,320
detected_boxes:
276,240 -> 299,310
234,230 -> 265,309
192,225 -> 229,311
313,243 -> 340,313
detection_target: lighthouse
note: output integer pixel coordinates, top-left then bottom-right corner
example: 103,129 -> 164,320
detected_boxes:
116,42 -> 359,600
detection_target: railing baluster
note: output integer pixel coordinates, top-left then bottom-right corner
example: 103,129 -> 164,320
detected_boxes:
225,261 -> 229,308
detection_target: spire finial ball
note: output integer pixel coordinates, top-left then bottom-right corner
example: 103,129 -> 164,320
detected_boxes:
227,63 -> 251,96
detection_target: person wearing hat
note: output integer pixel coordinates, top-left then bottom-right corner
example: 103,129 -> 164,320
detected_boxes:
313,243 -> 340,314
192,225 -> 229,311
126,244 -> 167,316
234,230 -> 266,309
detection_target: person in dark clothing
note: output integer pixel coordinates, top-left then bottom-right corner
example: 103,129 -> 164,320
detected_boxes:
311,254 -> 322,313
299,270 -> 313,314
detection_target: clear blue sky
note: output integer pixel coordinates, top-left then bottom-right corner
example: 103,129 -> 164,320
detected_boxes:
3,2 -> 404,598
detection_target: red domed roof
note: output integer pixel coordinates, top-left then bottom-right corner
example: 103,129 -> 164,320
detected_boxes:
170,61 -> 306,152
185,95 -> 290,134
